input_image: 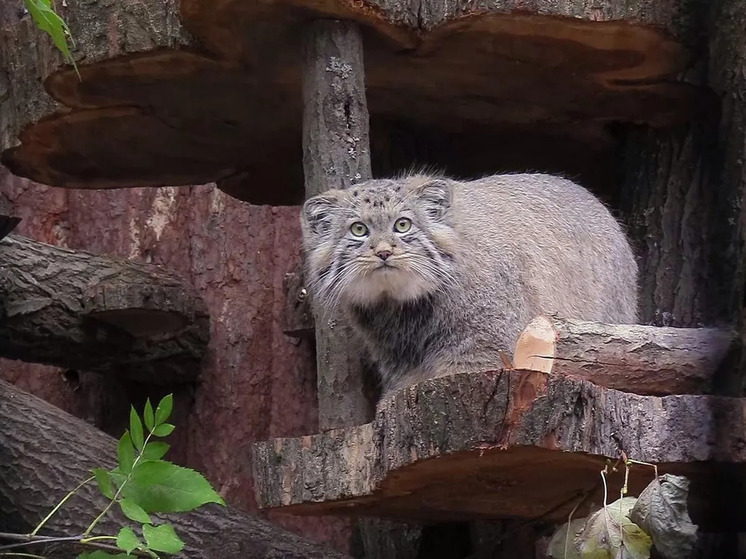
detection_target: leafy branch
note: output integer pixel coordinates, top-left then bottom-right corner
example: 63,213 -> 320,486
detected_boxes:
0,395 -> 225,558
547,456 -> 698,559
21,0 -> 78,75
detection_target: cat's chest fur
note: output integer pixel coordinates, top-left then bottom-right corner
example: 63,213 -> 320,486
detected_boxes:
349,294 -> 461,387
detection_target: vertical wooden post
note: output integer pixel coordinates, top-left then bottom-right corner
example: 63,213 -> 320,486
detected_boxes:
301,20 -> 373,429
302,22 -> 423,558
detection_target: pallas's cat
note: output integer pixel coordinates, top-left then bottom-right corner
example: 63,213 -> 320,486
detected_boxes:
301,174 -> 638,397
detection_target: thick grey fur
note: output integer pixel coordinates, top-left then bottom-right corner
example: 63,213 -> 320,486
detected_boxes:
301,173 -> 638,398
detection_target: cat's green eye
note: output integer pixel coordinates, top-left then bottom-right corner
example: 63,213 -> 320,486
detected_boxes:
350,222 -> 369,237
394,218 -> 412,233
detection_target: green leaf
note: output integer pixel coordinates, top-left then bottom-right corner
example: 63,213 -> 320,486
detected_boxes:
142,441 -> 170,462
130,407 -> 144,451
143,523 -> 185,554
122,461 -> 225,513
117,431 -> 135,474
110,469 -> 126,489
547,518 -> 585,559
93,467 -> 116,500
577,497 -> 652,559
116,526 -> 140,554
144,399 -> 155,432
119,497 -> 152,523
152,423 -> 175,437
22,0 -> 77,73
154,394 -> 173,426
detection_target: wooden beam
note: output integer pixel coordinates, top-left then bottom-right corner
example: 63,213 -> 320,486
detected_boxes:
513,316 -> 736,395
0,234 -> 208,383
301,20 -> 373,429
253,369 -> 746,529
0,379 -> 350,559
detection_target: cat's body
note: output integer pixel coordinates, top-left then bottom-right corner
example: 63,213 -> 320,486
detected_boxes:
301,173 -> 638,397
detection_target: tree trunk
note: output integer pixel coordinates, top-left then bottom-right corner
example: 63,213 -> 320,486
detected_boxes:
0,379 -> 349,559
301,20 -> 374,430
300,21 -> 420,559
0,234 -> 208,383
513,316 -> 735,395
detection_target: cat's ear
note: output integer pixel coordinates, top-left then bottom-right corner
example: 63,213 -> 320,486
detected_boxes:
302,193 -> 342,237
412,179 -> 452,221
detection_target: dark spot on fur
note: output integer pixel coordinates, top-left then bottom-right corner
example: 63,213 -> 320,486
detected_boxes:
364,198 -> 370,204
384,196 -> 390,202
353,190 -> 358,197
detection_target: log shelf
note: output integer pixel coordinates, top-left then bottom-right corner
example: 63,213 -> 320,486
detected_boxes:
253,317 -> 746,529
0,234 -> 209,383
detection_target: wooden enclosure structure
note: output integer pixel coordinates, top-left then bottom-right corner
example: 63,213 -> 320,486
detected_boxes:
2,0 -> 746,557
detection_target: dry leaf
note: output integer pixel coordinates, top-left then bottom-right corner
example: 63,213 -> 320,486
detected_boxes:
629,474 -> 698,559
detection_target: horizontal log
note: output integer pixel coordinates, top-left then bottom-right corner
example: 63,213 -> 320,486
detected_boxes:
0,235 -> 208,383
253,369 -> 746,528
512,316 -> 736,395
0,379 -> 349,559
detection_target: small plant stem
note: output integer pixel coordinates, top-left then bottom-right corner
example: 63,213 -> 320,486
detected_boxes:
0,535 -> 82,551
0,533 -> 149,557
79,535 -> 117,544
84,432 -> 153,536
563,496 -> 584,559
625,458 -> 659,479
30,476 -> 94,536
0,553 -> 46,558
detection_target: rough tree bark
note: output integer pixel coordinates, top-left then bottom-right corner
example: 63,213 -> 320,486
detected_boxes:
513,316 -> 736,395
0,379 -> 349,559
300,20 -> 418,559
301,20 -> 373,430
254,368 -> 746,527
610,1 -> 746,554
618,0 -> 746,394
0,234 -> 209,383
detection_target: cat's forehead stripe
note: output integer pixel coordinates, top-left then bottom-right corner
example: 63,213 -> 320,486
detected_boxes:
345,182 -> 402,209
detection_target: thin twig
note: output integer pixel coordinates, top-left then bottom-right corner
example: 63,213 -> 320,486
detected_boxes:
31,476 -> 94,536
0,533 -> 148,557
85,431 -> 153,536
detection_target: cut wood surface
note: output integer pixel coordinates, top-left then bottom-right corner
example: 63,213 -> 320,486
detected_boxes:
0,234 -> 208,383
1,0 -> 697,204
513,316 -> 736,395
0,379 -> 350,559
253,369 -> 746,528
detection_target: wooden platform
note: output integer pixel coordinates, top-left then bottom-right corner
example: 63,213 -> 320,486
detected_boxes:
253,369 -> 746,529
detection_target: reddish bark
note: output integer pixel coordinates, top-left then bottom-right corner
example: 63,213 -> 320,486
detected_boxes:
0,165 -> 351,552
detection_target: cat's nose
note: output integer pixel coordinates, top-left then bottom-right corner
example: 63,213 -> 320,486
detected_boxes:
376,250 -> 392,261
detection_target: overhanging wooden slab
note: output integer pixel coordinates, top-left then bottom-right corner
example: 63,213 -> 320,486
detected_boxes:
1,0 -> 698,204
253,369 -> 746,528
